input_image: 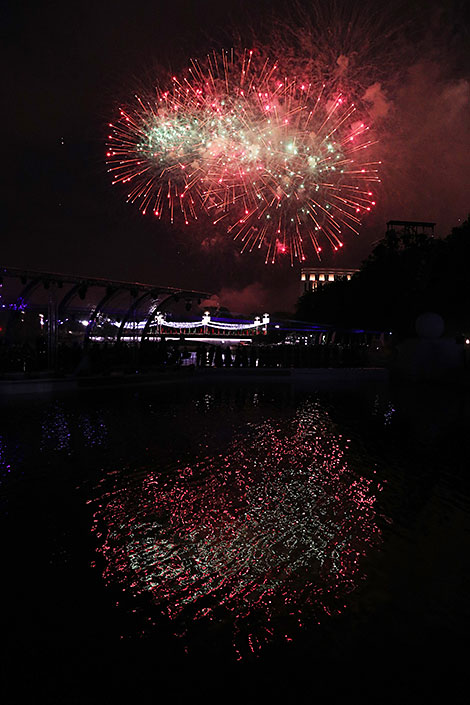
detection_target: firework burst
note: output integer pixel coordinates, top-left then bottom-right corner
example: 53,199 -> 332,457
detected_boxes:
107,49 -> 380,262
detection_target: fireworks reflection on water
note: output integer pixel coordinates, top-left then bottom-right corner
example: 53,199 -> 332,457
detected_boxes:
90,401 -> 383,656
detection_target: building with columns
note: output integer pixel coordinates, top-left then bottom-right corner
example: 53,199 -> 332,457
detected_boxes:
300,267 -> 358,294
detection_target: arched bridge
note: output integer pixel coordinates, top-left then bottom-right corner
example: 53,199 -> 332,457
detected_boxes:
0,266 -> 212,368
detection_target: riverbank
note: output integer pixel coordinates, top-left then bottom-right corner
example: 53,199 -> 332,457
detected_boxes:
0,366 -> 391,397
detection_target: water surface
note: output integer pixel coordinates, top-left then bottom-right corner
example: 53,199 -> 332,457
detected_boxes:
1,380 -> 468,702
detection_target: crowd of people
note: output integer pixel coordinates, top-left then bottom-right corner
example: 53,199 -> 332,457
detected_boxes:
0,336 -> 386,377
188,341 -> 374,368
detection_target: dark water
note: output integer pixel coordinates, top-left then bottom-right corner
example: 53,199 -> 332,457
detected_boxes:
1,379 -> 469,703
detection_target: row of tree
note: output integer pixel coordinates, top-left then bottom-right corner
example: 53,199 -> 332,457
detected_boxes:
296,217 -> 470,338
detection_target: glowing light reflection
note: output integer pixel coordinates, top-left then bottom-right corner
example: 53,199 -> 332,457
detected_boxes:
91,401 -> 382,655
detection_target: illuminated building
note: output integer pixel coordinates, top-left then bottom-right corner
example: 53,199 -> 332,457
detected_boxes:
300,267 -> 358,294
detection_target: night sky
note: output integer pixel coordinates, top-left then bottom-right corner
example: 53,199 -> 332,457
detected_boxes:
4,0 -> 469,314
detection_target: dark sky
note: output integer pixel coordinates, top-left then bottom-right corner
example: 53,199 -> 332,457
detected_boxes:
3,0 -> 469,314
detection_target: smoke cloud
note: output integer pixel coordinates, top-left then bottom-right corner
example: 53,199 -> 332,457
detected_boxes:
379,61 -> 470,233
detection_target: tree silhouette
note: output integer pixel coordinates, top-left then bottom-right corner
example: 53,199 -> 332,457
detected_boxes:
296,217 -> 470,337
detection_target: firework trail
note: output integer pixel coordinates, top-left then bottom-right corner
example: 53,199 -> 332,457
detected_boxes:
107,49 -> 380,262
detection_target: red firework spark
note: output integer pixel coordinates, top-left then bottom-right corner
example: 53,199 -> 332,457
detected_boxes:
107,49 -> 380,263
